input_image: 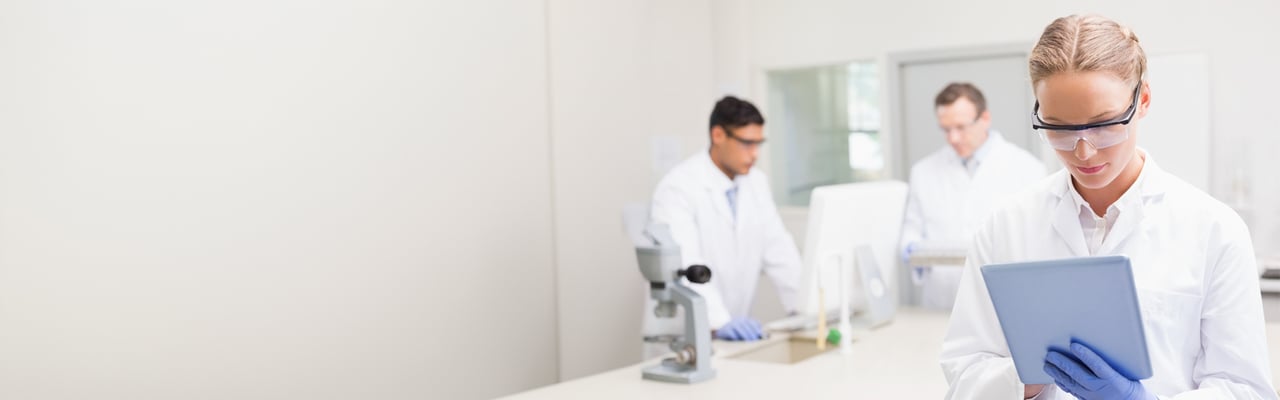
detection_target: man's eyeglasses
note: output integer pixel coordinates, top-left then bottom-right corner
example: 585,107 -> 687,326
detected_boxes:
722,126 -> 766,148
940,116 -> 981,135
1032,81 -> 1141,151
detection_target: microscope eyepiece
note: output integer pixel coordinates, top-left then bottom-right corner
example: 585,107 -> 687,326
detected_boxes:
679,265 -> 712,284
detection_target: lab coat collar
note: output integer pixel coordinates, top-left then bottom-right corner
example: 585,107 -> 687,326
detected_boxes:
941,130 -> 1004,168
696,150 -> 738,192
965,130 -> 1002,166
696,150 -> 741,227
1049,149 -> 1165,256
1064,158 -> 1148,219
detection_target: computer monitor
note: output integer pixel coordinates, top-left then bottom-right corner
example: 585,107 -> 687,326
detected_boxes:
795,181 -> 909,324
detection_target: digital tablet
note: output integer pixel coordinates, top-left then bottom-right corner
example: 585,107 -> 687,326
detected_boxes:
981,255 -> 1151,384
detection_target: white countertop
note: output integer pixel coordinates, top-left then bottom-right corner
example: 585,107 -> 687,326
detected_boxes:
500,308 -> 953,399
503,308 -> 1280,399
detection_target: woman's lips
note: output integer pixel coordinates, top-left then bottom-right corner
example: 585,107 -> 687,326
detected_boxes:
1076,164 -> 1107,175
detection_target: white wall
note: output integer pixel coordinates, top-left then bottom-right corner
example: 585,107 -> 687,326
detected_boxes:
714,0 -> 1280,255
0,1 -> 556,399
548,0 -> 716,381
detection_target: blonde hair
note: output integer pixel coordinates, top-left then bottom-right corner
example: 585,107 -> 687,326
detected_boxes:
1029,15 -> 1146,87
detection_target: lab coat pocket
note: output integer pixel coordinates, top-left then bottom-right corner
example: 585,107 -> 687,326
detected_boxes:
1136,288 -> 1203,386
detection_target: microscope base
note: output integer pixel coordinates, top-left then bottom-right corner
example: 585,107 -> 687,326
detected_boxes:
641,359 -> 716,384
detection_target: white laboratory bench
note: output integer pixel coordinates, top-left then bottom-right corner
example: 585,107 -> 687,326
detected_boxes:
502,308 -> 1280,399
1259,257 -> 1280,293
500,308 -> 952,399
1261,280 -> 1280,293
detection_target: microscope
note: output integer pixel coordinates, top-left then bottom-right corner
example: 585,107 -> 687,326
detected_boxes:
634,225 -> 716,384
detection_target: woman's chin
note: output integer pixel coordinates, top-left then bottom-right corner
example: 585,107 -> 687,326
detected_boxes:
1070,173 -> 1115,191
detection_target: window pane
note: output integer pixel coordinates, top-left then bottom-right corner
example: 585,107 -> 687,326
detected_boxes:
767,61 -> 882,206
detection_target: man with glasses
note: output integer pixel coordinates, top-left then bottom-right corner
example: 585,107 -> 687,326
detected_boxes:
646,96 -> 801,352
900,83 -> 1046,310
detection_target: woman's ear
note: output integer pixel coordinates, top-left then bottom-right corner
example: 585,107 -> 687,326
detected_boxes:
1136,80 -> 1152,119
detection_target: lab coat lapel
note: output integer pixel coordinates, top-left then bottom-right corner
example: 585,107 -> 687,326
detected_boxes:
1049,172 -> 1089,257
733,185 -> 750,236
1099,202 -> 1147,256
704,185 -> 736,228
696,152 -> 737,228
1099,155 -> 1167,255
1052,195 -> 1090,257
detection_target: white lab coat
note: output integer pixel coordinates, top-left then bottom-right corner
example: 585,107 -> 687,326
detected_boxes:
901,131 -> 1046,308
940,154 -> 1277,399
645,151 -> 801,342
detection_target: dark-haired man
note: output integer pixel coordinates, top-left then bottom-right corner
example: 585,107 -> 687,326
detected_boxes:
900,83 -> 1046,309
645,96 -> 800,349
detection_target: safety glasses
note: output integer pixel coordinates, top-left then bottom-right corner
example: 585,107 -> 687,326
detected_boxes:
940,116 -> 982,137
1032,81 -> 1141,151
722,125 -> 766,149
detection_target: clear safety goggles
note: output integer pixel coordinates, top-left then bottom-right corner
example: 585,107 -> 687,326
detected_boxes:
1032,81 -> 1140,152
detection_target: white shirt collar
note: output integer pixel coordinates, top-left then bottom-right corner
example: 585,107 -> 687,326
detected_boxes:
697,150 -> 739,192
966,130 -> 1001,166
1065,150 -> 1151,219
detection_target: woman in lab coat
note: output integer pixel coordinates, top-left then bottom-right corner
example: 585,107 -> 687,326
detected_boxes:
940,15 -> 1276,399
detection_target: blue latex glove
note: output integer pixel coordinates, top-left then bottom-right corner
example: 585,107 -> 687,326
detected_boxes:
715,317 -> 763,341
1043,342 -> 1157,400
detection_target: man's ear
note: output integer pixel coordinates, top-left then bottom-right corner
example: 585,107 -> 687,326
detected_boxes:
710,125 -> 726,145
979,109 -> 993,124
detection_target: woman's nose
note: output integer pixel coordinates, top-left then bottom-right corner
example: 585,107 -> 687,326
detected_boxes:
1073,138 -> 1097,160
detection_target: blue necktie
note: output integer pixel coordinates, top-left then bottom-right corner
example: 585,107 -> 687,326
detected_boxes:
726,186 -> 738,221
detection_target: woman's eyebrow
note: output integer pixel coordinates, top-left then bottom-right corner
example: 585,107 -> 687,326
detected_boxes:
1042,115 -> 1066,124
1087,108 -> 1122,121
1044,107 -> 1123,124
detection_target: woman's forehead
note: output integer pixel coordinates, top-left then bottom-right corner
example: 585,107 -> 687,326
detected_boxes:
1035,72 -> 1134,123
